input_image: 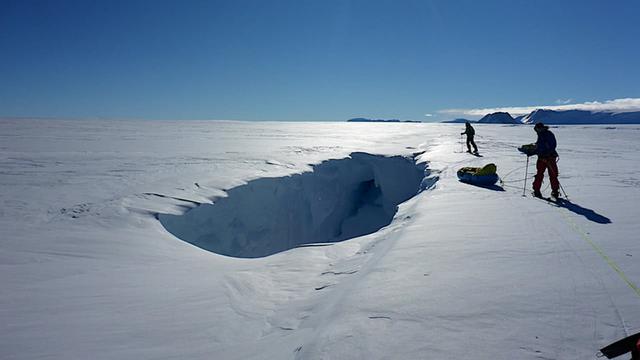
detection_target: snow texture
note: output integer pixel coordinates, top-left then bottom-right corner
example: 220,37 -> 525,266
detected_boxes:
1,119 -> 639,359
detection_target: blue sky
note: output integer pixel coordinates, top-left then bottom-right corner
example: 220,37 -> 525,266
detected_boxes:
1,0 -> 639,121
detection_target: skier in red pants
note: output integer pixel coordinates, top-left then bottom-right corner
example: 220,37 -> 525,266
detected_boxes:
531,122 -> 560,198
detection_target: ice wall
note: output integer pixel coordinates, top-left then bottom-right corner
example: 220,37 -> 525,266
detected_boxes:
159,152 -> 432,258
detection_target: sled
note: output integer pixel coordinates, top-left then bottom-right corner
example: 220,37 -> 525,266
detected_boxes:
457,163 -> 499,186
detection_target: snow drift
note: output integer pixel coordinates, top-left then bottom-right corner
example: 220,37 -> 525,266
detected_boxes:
159,152 -> 432,258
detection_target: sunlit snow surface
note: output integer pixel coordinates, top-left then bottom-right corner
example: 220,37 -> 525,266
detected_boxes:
1,119 -> 639,359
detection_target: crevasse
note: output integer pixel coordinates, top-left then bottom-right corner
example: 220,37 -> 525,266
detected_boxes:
159,152 -> 434,258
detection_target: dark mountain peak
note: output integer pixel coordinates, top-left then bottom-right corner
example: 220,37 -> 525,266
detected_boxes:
477,112 -> 517,124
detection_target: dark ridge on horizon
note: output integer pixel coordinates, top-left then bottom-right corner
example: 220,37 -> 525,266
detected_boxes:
348,118 -> 422,123
442,109 -> 640,125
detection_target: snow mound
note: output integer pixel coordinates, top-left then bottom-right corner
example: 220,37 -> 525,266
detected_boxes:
159,152 -> 432,258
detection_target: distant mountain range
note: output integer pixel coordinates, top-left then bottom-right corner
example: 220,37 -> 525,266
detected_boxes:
348,118 -> 422,123
521,109 -> 640,124
443,109 -> 640,125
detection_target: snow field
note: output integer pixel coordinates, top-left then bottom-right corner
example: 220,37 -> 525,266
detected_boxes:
1,120 -> 639,359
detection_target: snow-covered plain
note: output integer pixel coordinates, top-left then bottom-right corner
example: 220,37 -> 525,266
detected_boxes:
1,119 -> 638,359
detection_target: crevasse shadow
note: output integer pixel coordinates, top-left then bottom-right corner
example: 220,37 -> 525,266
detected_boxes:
558,199 -> 612,224
159,152 -> 433,258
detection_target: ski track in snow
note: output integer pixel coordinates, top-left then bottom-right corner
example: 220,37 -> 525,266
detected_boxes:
1,120 -> 639,359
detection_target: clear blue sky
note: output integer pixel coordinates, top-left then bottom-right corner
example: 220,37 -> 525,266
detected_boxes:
1,0 -> 639,121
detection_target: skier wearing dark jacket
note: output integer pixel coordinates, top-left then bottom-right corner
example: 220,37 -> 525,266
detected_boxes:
532,122 -> 560,198
461,122 -> 478,154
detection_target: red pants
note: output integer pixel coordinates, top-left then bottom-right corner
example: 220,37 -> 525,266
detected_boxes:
532,157 -> 559,192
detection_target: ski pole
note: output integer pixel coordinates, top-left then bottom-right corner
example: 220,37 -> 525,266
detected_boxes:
547,159 -> 569,199
522,155 -> 530,197
559,182 -> 568,199
460,134 -> 464,153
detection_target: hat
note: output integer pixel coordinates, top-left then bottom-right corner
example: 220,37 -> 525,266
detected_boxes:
534,122 -> 548,131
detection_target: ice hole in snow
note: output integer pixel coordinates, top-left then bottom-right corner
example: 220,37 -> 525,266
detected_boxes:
159,152 -> 433,258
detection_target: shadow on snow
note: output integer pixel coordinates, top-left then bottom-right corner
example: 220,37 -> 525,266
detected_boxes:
558,199 -> 612,224
459,182 -> 505,192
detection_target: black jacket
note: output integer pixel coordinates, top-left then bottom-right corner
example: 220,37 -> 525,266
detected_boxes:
535,129 -> 558,158
461,125 -> 475,137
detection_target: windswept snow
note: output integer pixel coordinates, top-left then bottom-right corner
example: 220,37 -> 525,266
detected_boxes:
1,120 -> 639,359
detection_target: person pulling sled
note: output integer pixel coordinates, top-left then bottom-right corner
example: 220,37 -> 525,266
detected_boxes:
461,121 -> 479,155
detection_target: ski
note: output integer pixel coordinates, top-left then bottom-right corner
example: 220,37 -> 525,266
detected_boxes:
531,193 -> 562,205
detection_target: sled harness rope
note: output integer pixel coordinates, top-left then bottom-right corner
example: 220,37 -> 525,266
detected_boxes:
501,160 -> 640,298
556,208 -> 640,298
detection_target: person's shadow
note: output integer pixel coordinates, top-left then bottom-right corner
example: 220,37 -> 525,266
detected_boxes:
558,199 -> 611,224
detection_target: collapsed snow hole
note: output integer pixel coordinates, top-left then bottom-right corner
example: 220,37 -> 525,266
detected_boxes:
159,152 -> 433,258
